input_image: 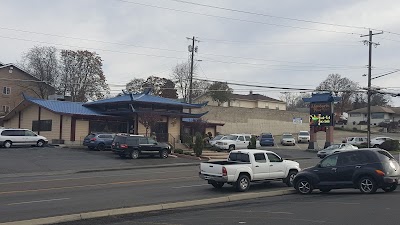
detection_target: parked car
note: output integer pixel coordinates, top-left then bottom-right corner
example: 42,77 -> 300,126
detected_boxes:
371,137 -> 393,148
199,149 -> 301,192
0,128 -> 48,148
294,149 -> 400,194
317,143 -> 358,158
297,131 -> 310,143
259,133 -> 275,146
83,133 -> 115,151
111,134 -> 171,159
215,134 -> 251,151
281,133 -> 296,146
209,135 -> 225,146
342,137 -> 368,147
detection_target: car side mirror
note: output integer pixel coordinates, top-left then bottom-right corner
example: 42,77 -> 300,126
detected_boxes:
154,142 -> 158,145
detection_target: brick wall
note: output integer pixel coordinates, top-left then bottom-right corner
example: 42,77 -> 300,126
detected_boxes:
192,105 -> 309,135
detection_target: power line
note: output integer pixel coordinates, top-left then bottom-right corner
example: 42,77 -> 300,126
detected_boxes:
372,69 -> 400,80
200,37 -> 361,46
114,0 -> 363,35
162,0 -> 369,30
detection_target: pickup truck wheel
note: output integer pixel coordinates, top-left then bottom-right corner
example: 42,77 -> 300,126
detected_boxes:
211,181 -> 224,189
285,170 -> 298,187
160,149 -> 169,159
130,150 -> 139,159
295,178 -> 313,194
236,174 -> 250,192
383,183 -> 397,192
228,145 -> 235,151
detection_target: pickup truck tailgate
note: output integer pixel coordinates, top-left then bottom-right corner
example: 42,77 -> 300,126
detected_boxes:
200,162 -> 223,176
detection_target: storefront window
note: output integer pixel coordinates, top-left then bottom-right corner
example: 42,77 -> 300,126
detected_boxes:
89,121 -> 128,133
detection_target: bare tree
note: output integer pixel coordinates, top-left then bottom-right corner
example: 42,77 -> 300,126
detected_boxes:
171,62 -> 191,101
138,113 -> 162,136
280,92 -> 311,110
59,50 -> 109,102
126,78 -> 145,93
317,74 -> 358,114
20,46 -> 58,98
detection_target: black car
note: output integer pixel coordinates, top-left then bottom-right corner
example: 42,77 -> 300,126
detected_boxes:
111,134 -> 171,159
293,149 -> 400,194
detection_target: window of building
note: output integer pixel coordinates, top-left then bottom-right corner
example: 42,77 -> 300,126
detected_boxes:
2,87 -> 11,95
2,105 -> 10,113
371,113 -> 385,119
89,121 -> 128,133
32,120 -> 52,131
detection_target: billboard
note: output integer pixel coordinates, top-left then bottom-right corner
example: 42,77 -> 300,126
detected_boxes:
309,102 -> 333,126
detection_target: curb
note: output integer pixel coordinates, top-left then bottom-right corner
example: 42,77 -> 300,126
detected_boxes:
171,153 -> 208,160
0,189 -> 295,225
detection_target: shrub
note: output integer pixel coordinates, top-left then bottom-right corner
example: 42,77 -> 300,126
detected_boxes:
175,149 -> 184,154
182,134 -> 193,145
247,136 -> 257,149
380,140 -> 400,151
193,132 -> 204,157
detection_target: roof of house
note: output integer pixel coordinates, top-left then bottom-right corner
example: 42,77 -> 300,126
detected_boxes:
230,93 -> 284,103
84,91 -> 207,108
348,106 -> 395,114
0,63 -> 54,89
390,107 -> 400,115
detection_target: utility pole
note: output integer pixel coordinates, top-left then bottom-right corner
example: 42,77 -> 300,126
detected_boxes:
187,36 -> 199,112
361,30 -> 383,147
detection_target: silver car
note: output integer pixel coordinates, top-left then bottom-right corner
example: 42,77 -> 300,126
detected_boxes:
317,143 -> 358,158
281,133 -> 296,146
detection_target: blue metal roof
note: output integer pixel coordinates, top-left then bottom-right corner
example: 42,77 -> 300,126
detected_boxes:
24,94 -> 108,117
83,92 -> 207,108
303,93 -> 341,103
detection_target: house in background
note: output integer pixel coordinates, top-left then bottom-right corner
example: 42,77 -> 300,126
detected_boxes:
347,106 -> 396,126
0,62 -> 55,122
2,91 -> 211,146
195,91 -> 287,110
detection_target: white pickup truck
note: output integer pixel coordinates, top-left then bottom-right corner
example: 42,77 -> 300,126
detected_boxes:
215,134 -> 260,151
199,149 -> 301,192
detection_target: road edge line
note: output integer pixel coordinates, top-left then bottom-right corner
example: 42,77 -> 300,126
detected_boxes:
0,189 -> 295,225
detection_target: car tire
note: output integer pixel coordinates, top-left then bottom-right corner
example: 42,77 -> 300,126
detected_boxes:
3,141 -> 12,148
285,170 -> 298,187
211,181 -> 224,189
130,149 -> 139,159
295,178 -> 313,194
320,188 -> 332,193
228,145 -> 235,151
359,176 -> 378,194
383,183 -> 397,192
97,143 -> 106,151
236,174 -> 250,192
36,140 -> 45,147
373,144 -> 380,148
160,149 -> 169,159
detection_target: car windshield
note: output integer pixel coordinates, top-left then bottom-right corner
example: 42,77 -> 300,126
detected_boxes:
225,135 -> 238,140
261,134 -> 272,138
299,132 -> 309,136
325,144 -> 340,150
212,135 -> 223,140
283,134 -> 293,138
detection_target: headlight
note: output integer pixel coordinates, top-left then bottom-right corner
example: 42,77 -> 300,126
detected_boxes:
223,143 -> 228,145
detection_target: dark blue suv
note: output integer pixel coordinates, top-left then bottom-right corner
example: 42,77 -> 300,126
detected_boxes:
83,133 -> 115,151
259,133 -> 275,146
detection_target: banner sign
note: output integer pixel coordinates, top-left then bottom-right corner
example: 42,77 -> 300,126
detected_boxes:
309,102 -> 333,127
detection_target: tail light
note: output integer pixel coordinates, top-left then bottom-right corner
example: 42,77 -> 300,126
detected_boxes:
375,170 -> 385,176
222,166 -> 227,176
120,144 -> 128,149
90,138 -> 97,141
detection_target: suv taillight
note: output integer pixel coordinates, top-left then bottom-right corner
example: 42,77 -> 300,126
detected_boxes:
222,166 -> 227,176
120,144 -> 128,149
90,138 -> 96,141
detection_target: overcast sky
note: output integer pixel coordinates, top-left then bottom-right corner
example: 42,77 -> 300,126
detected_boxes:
1,0 -> 400,105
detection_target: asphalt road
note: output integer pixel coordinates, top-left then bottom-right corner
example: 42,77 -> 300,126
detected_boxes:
59,189 -> 400,225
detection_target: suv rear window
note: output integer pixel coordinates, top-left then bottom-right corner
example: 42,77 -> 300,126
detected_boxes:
113,136 -> 126,143
262,134 -> 272,138
228,153 -> 250,163
377,150 -> 395,161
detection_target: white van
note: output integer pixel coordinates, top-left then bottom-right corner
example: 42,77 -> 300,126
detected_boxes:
0,128 -> 48,148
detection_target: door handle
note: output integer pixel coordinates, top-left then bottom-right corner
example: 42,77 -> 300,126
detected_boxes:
255,165 -> 259,167
270,165 -> 273,167
355,166 -> 361,169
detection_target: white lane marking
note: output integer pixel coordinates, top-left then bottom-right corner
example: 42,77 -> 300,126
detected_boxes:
172,184 -> 208,189
7,198 -> 70,206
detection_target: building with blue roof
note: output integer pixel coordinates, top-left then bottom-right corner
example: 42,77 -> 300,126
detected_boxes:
2,90 -> 212,146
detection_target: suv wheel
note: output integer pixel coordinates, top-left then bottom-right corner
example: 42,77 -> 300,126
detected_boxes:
359,176 -> 377,194
97,143 -> 106,151
295,178 -> 313,194
130,149 -> 139,159
3,141 -> 12,148
37,140 -> 45,147
383,183 -> 397,192
236,174 -> 250,192
160,149 -> 169,159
